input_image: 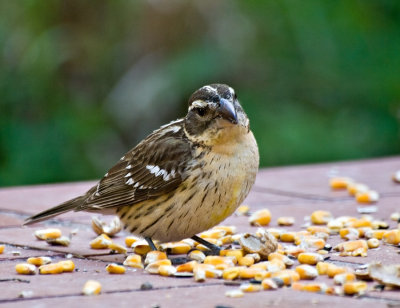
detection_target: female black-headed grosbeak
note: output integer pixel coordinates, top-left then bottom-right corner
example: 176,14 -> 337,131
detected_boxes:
25,84 -> 259,253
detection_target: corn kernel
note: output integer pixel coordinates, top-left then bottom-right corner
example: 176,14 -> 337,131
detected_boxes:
240,283 -> 262,292
176,261 -> 197,273
145,259 -> 172,274
125,236 -> 139,247
367,238 -> 380,249
334,240 -> 368,256
236,205 -> 250,216
343,281 -> 367,295
261,278 -> 278,290
295,264 -> 318,280
204,256 -> 234,270
34,228 -> 62,240
213,225 -> 237,235
123,254 -> 143,268
91,216 -> 121,237
277,216 -> 295,226
347,183 -> 368,196
225,289 -> 244,298
199,229 -> 226,239
307,226 -> 330,235
298,237 -> 326,250
0,245 -> 4,254
255,270 -> 271,281
284,246 -> 305,258
15,263 -> 36,275
280,232 -> 296,242
292,282 -> 327,293
390,212 -> 400,221
382,229 -> 400,245
82,280 -> 101,296
39,263 -> 64,275
330,177 -> 353,190
340,228 -> 360,240
131,240 -> 151,255
46,235 -> 70,246
364,229 -> 385,240
158,265 -> 177,276
27,257 -> 52,266
161,241 -> 191,254
144,251 -> 167,265
239,267 -> 260,279
327,264 -> 348,278
109,242 -> 127,254
222,267 -> 240,280
333,272 -> 355,285
268,252 -> 294,267
249,209 -> 271,226
356,190 -> 379,204
310,211 -> 333,225
266,228 -> 283,239
220,249 -> 244,260
297,252 -> 323,265
347,218 -> 372,229
90,234 -> 112,249
270,270 -> 300,286
393,171 -> 400,183
106,263 -> 125,274
316,262 -> 330,275
194,263 -> 222,279
58,260 -> 75,272
188,250 -> 206,263
238,256 -> 255,267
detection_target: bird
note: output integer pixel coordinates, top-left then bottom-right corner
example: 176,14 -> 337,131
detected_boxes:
24,84 -> 259,254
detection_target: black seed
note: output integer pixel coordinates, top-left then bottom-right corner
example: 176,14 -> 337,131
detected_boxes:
323,244 -> 332,251
140,282 -> 153,290
271,277 -> 284,288
249,279 -> 262,284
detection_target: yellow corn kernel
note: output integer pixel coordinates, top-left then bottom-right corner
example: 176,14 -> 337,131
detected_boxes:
188,250 -> 206,263
334,240 -> 368,256
343,281 -> 367,295
0,245 -> 4,254
277,216 -> 295,226
199,229 -> 226,239
213,225 -> 237,235
225,289 -> 244,298
145,259 -> 172,274
270,270 -> 300,286
108,243 -> 127,254
390,212 -> 400,221
382,229 -> 400,245
261,278 -> 278,290
364,229 -> 385,240
268,252 -> 294,267
284,246 -> 305,258
269,259 -> 286,271
307,226 -> 330,235
240,283 -> 262,293
161,241 -> 191,254
330,177 -> 353,190
123,254 -> 143,268
316,262 -> 330,275
297,253 -> 323,265
280,232 -> 296,242
125,236 -> 139,247
58,260 -> 75,272
144,251 -> 167,265
236,205 -> 250,216
340,228 -> 360,240
131,240 -> 151,255
255,270 -> 271,281
297,237 -> 326,250
347,183 -> 368,196
250,261 -> 268,271
90,234 -> 112,249
194,263 -> 221,279
15,263 -> 36,275
220,249 -> 244,260
204,256 -> 234,270
295,264 -> 318,280
34,228 -> 62,240
327,264 -> 347,278
356,190 -> 379,204
347,218 -> 372,229
27,257 -> 52,266
357,227 -> 372,238
238,267 -> 260,279
222,267 -> 240,280
292,282 -> 327,293
266,228 -> 283,239
176,261 -> 197,273
238,256 -> 255,267
39,263 -> 64,275
249,209 -> 271,226
82,280 -> 101,296
106,263 -> 126,274
367,238 -> 380,249
310,210 -> 333,225
158,265 -> 177,276
333,272 -> 355,285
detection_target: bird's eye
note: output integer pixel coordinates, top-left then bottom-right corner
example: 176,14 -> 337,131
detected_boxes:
195,107 -> 206,117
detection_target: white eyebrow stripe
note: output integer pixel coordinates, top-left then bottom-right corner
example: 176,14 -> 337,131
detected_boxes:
228,87 -> 235,96
202,85 -> 217,94
189,100 -> 208,110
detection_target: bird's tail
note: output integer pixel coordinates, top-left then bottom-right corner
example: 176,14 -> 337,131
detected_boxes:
23,195 -> 85,226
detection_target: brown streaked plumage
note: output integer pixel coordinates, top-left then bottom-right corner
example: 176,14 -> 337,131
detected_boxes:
24,84 -> 259,252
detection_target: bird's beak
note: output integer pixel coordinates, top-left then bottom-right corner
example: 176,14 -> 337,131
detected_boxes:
218,98 -> 238,124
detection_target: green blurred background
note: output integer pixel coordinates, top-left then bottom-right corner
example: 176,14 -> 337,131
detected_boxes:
1,1 -> 399,187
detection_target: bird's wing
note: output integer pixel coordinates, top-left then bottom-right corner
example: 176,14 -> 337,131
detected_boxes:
78,120 -> 193,211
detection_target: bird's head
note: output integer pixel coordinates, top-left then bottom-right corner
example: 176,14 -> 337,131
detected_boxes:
184,84 -> 249,145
